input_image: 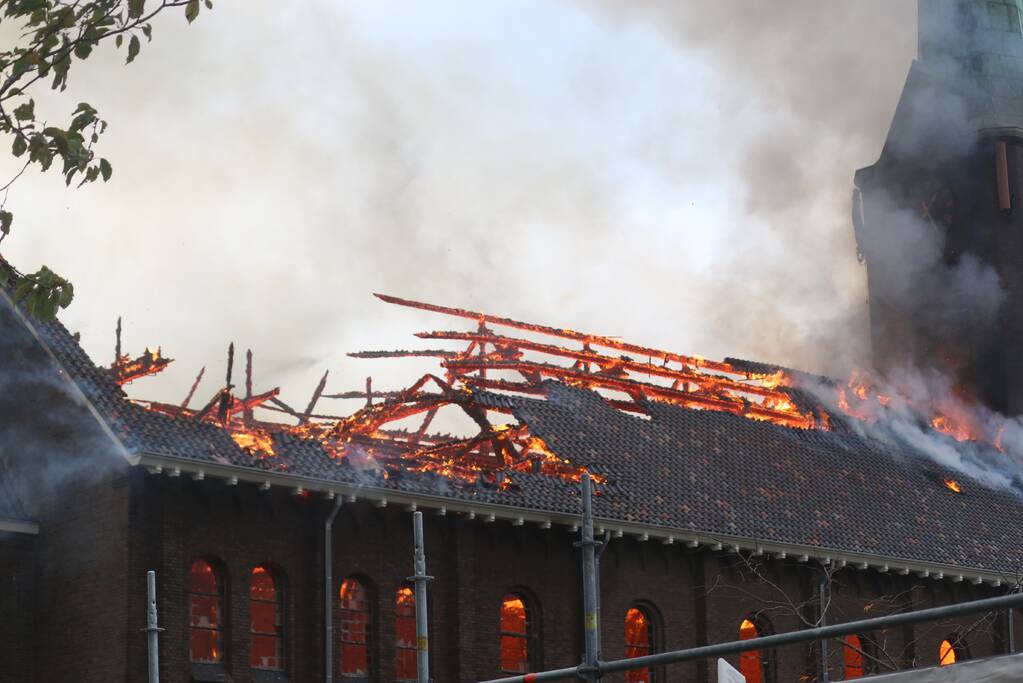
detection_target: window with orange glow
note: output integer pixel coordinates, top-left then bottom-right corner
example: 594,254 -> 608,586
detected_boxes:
625,607 -> 653,683
843,635 -> 865,679
188,558 -> 225,663
739,618 -> 764,683
250,566 -> 283,670
500,594 -> 532,674
939,639 -> 957,666
339,578 -> 371,678
395,586 -> 417,682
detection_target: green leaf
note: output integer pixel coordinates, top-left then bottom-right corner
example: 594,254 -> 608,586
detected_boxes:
204,0 -> 213,8
99,158 -> 112,181
0,210 -> 12,236
13,99 -> 34,121
12,278 -> 32,304
50,53 -> 70,90
185,0 -> 200,23
126,35 -> 140,63
0,268 -> 9,289
142,24 -> 152,41
12,136 -> 26,157
58,281 -> 74,308
115,34 -> 123,48
73,42 -> 92,59
128,0 -> 146,20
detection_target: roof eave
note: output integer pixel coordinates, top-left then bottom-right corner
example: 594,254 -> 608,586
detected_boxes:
131,451 -> 1012,588
0,517 -> 39,535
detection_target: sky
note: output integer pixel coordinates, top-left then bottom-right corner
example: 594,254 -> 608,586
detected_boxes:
0,1 -> 918,412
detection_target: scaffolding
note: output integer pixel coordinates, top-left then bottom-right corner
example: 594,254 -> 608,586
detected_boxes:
476,475 -> 1023,683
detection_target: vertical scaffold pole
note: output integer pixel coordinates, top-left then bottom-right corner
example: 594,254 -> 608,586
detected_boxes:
145,570 -> 161,683
1009,584 -> 1019,654
819,572 -> 829,682
411,511 -> 432,683
581,473 -> 601,682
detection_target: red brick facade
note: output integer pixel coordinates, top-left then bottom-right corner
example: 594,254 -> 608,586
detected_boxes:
2,464 -> 1014,683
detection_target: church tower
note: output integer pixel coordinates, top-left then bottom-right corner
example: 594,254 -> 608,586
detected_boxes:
854,0 -> 1023,413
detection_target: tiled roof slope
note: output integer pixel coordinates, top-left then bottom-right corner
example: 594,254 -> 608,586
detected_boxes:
495,384 -> 1023,574
16,302 -> 1023,575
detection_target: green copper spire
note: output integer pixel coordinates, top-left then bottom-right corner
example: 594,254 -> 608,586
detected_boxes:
919,0 -> 1023,76
917,0 -> 1023,131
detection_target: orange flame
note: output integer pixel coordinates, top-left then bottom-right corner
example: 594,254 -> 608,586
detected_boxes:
112,347 -> 172,385
230,429 -> 276,458
835,369 -> 996,449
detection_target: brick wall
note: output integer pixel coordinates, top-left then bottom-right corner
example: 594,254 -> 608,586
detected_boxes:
0,531 -> 36,682
118,472 -> 1010,683
33,463 -> 132,682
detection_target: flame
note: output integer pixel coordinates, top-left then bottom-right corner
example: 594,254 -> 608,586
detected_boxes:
111,347 -> 172,385
230,429 -> 276,458
831,367 -> 1008,487
931,415 -> 973,443
126,295 -> 837,492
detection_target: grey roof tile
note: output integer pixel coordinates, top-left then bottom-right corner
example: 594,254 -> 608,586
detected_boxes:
14,304 -> 1023,574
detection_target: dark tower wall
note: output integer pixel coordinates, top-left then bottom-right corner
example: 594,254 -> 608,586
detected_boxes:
854,0 -> 1023,413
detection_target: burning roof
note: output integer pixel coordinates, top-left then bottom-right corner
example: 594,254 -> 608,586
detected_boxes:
6,291 -> 1023,575
112,293 -> 835,491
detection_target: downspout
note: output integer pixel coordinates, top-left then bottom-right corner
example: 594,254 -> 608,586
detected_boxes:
325,497 -> 343,683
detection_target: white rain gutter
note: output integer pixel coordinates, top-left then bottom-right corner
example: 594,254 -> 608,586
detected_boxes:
129,451 -> 1016,588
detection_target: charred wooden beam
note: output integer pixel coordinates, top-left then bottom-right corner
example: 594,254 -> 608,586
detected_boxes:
347,349 -> 458,359
114,316 -> 122,364
375,292 -> 738,373
111,348 -> 173,385
301,370 -> 329,424
180,366 -> 206,412
244,349 -> 254,426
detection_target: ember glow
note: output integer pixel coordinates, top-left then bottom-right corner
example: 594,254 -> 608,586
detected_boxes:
944,478 -> 963,494
115,295 -> 832,492
830,369 -> 1000,449
230,429 -> 276,458
112,296 -> 1010,496
111,347 -> 172,385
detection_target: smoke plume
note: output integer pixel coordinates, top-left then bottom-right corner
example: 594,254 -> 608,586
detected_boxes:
0,297 -> 126,513
0,0 -> 918,411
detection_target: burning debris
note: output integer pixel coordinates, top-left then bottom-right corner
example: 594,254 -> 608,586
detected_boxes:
111,347 -> 171,385
111,295 -> 839,491
111,294 -> 1008,493
110,317 -> 173,385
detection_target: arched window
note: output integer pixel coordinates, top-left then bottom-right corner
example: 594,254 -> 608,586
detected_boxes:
339,577 -> 371,678
625,606 -> 654,683
843,635 -> 866,679
500,593 -> 536,674
188,558 -> 225,663
250,565 -> 284,670
395,586 -> 417,682
940,636 -> 967,666
739,618 -> 767,683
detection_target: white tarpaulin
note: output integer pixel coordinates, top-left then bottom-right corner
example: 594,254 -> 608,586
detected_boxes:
847,654 -> 1023,682
717,658 -> 746,683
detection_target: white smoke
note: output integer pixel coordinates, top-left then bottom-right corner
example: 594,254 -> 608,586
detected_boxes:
800,365 -> 1023,493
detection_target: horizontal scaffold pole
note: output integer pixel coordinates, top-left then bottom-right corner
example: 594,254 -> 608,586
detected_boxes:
477,592 -> 1023,683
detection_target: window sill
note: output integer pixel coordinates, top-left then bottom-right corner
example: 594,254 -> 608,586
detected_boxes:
191,663 -> 231,682
251,669 -> 289,683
